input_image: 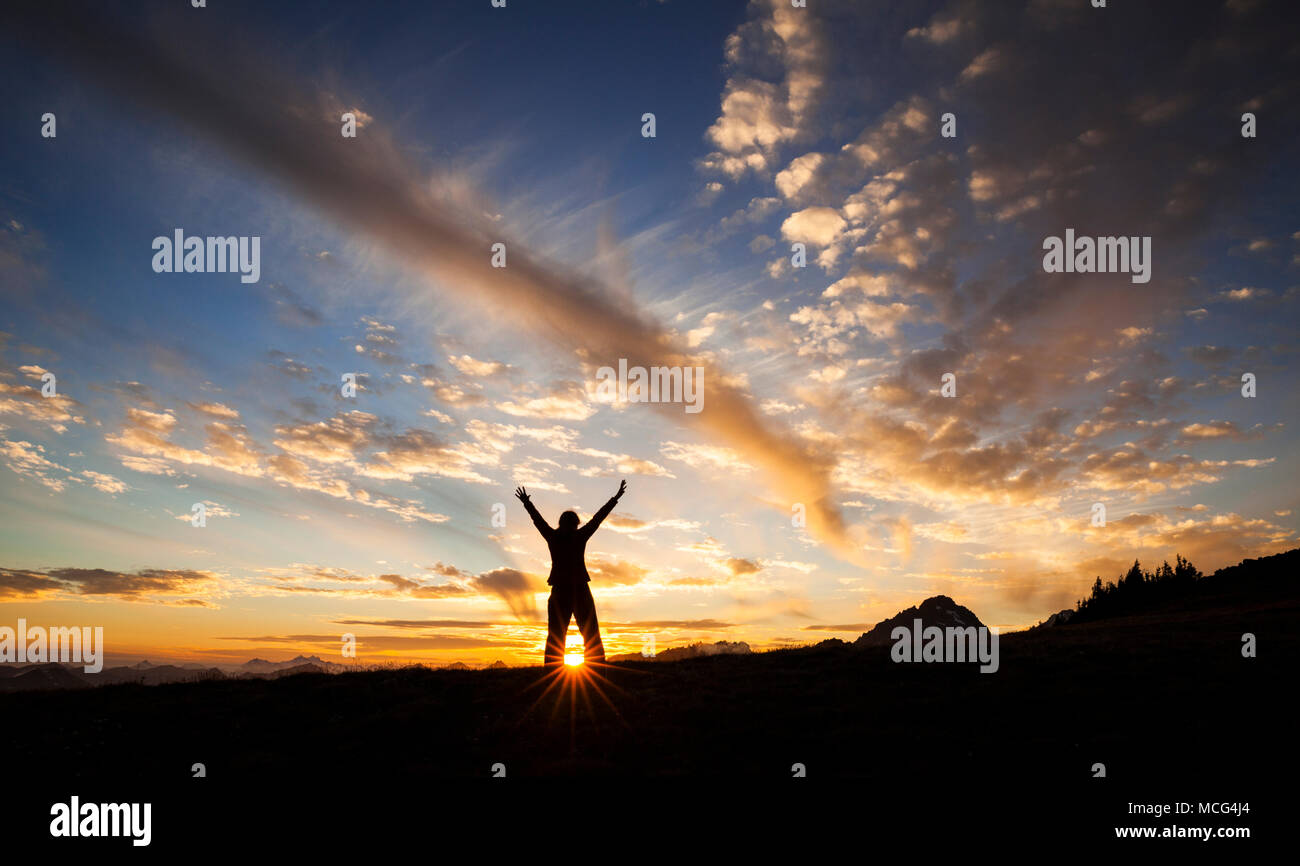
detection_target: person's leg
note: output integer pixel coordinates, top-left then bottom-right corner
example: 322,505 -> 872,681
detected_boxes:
544,589 -> 572,668
573,581 -> 606,664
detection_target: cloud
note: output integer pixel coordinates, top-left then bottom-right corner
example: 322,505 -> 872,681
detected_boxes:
700,0 -> 825,179
15,4 -> 860,551
587,558 -> 651,586
273,411 -> 378,464
496,382 -> 596,421
906,11 -> 965,44
1177,420 -> 1275,442
172,500 -> 238,521
361,428 -> 494,485
1217,287 -> 1266,302
1079,447 -> 1273,496
1187,345 -> 1235,365
0,379 -> 85,433
448,354 -> 509,377
256,562 -> 543,621
715,196 -> 782,238
332,619 -> 499,630
660,440 -> 752,472
780,206 -> 846,248
0,438 -> 71,490
187,401 -> 241,420
0,565 -> 220,604
218,633 -> 526,651
472,567 -> 543,620
266,283 -> 324,327
107,406 -> 452,523
724,557 -> 762,576
119,455 -> 177,476
82,469 -> 128,494
15,0 -> 1298,614
959,46 -> 1004,82
622,619 -> 737,630
775,152 -> 827,200
603,514 -> 702,535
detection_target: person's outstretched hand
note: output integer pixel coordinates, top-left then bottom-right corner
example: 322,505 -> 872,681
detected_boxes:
514,486 -> 530,504
614,479 -> 627,501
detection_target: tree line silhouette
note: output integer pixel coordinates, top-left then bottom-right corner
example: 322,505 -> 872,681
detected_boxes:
1071,555 -> 1204,623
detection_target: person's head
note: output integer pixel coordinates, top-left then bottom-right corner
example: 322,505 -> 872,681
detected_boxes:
558,510 -> 580,531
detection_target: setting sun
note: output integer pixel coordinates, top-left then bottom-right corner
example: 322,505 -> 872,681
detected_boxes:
564,635 -> 584,666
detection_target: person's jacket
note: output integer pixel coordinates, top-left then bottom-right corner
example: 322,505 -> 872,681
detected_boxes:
523,497 -> 618,586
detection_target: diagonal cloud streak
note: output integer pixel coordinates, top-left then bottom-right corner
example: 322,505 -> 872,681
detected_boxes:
13,1 -> 854,554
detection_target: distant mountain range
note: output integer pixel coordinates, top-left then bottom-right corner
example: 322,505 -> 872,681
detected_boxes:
0,662 -> 224,692
0,654 -> 341,693
3,549 -> 1293,691
609,640 -> 752,662
239,655 -> 347,674
0,654 -> 513,692
132,659 -> 211,670
0,662 -> 89,691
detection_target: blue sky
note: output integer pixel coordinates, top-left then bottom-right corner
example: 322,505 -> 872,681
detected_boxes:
1,0 -> 1296,666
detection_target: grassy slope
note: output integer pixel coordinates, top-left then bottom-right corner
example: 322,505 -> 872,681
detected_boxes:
4,579 -> 1293,789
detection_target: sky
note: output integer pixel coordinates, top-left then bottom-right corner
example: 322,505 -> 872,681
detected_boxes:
1,0 -> 1297,667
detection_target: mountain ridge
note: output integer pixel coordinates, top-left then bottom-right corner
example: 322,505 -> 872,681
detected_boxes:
854,594 -> 986,648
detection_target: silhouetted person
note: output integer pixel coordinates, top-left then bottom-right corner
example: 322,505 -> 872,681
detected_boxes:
516,480 -> 626,668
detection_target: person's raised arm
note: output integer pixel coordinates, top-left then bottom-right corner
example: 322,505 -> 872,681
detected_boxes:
580,479 -> 626,538
515,486 -> 554,540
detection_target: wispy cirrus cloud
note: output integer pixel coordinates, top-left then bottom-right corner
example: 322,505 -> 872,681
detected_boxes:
13,0 -> 855,556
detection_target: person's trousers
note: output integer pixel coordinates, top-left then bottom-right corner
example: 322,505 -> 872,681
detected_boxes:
545,581 -> 605,666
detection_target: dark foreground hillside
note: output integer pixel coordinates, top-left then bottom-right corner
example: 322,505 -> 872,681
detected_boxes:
2,571 -> 1294,847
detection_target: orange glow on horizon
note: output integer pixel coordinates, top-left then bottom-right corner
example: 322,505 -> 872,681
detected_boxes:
564,633 -> 584,666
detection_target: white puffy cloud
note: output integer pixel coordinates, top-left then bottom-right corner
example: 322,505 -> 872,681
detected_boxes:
780,206 -> 846,247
